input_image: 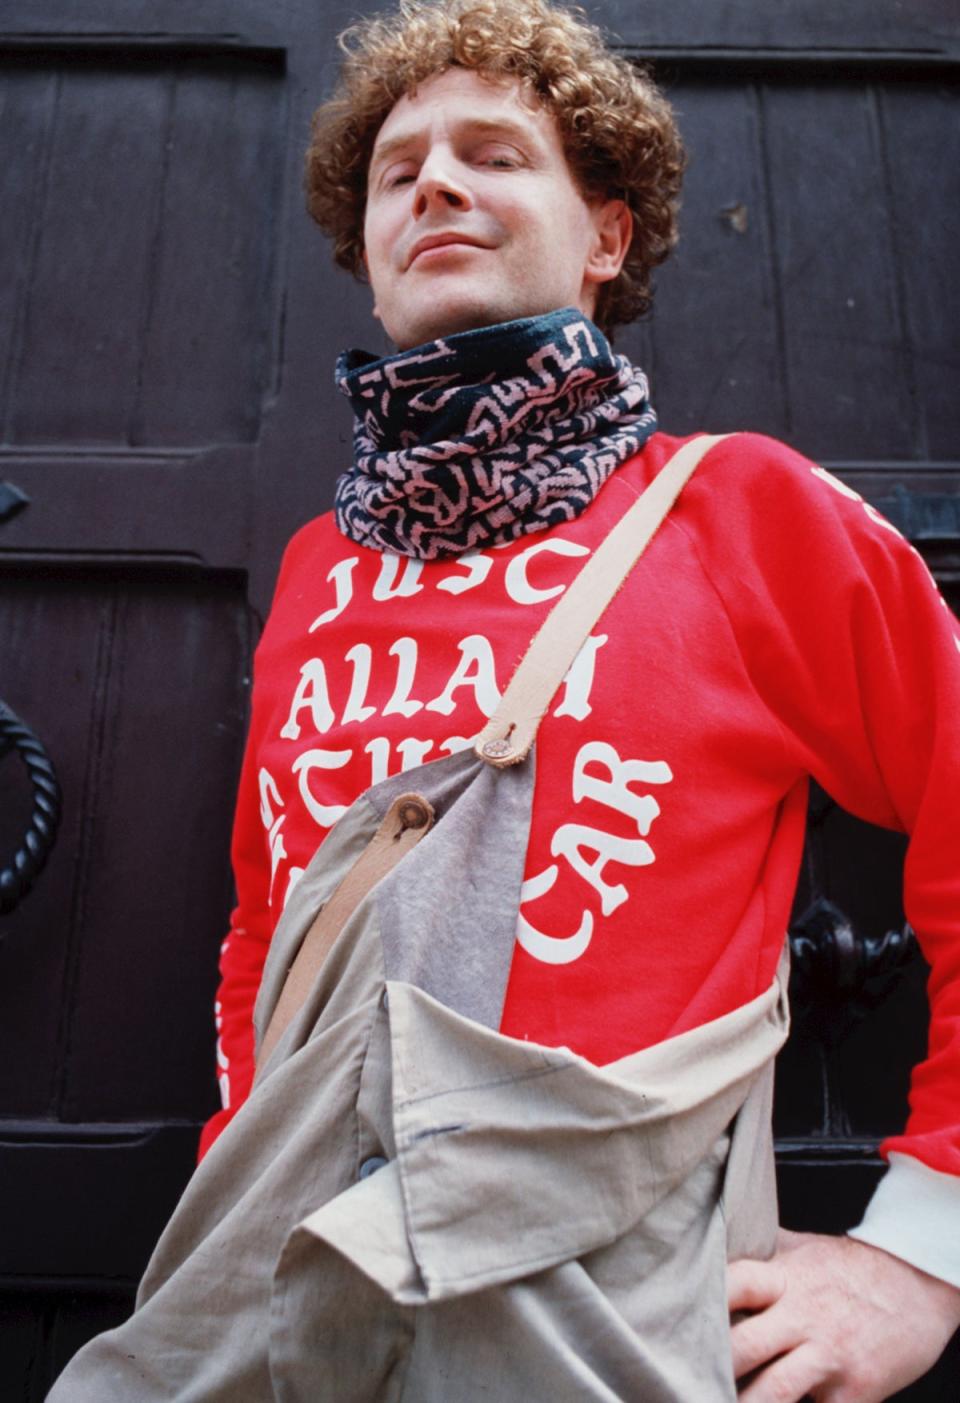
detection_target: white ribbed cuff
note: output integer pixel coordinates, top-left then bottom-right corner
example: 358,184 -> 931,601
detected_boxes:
848,1152 -> 960,1289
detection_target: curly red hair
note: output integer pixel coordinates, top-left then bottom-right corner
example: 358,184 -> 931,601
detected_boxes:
305,0 -> 684,333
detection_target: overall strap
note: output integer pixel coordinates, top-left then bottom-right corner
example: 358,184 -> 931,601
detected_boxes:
474,433 -> 732,768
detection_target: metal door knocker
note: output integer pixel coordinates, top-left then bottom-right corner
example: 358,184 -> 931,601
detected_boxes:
0,699 -> 62,918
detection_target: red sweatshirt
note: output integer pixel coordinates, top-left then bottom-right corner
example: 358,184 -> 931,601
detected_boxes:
200,432 -> 960,1182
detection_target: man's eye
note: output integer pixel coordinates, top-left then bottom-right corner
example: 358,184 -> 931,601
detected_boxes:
480,152 -> 520,169
379,165 -> 417,189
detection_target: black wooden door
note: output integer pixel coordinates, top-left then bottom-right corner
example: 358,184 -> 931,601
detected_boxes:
1,1 -> 957,1398
605,4 -> 960,1396
0,1 -> 373,1390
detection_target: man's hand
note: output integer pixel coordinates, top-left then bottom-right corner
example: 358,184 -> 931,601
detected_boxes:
728,1229 -> 960,1401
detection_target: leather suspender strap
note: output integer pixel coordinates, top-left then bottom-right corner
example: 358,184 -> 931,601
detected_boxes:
257,791 -> 435,1072
474,434 -> 732,768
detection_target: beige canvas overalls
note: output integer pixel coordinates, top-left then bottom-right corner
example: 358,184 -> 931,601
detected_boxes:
49,436 -> 790,1402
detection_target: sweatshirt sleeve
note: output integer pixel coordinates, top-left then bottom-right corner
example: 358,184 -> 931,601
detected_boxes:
196,721 -> 273,1160
684,433 -> 960,1178
848,1152 -> 960,1288
197,533 -> 308,1161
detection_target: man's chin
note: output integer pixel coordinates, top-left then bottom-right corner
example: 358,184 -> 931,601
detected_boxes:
387,294 -> 534,351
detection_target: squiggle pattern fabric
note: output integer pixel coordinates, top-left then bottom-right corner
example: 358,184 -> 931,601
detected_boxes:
333,307 -> 657,559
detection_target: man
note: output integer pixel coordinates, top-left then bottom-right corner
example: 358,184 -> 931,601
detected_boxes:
51,1 -> 960,1399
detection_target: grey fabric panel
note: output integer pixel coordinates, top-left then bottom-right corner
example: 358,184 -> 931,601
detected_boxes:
254,747 -> 488,1056
361,745 -> 485,821
721,1060 -> 779,1261
375,749 -> 536,1029
253,790 -> 383,1050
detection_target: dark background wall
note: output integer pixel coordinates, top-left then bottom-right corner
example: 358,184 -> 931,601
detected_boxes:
0,1 -> 957,1396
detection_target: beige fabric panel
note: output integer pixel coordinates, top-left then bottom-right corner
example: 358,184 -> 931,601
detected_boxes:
48,930 -> 788,1401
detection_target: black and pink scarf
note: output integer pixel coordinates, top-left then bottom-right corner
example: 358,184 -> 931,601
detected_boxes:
333,307 -> 657,559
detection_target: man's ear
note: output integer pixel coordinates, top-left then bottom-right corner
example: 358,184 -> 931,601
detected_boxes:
584,199 -> 633,289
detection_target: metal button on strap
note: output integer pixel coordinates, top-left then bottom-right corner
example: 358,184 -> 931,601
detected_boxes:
359,1155 -> 388,1180
481,737 -> 514,761
396,797 -> 431,831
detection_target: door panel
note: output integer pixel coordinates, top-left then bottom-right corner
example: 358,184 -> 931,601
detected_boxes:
883,81 -> 960,459
3,50 -> 285,447
618,70 -> 960,464
0,5 -> 333,1391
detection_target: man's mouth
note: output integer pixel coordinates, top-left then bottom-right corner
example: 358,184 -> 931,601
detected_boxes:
407,233 -> 487,268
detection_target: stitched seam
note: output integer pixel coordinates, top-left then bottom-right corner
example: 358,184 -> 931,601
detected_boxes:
394,1057 -> 575,1113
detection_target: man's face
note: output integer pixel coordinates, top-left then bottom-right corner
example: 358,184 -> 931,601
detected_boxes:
363,67 -> 630,349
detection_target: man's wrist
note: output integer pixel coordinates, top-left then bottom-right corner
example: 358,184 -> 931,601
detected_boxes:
847,1151 -> 960,1290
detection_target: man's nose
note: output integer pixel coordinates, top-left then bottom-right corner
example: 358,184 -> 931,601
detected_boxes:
413,151 -> 474,217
